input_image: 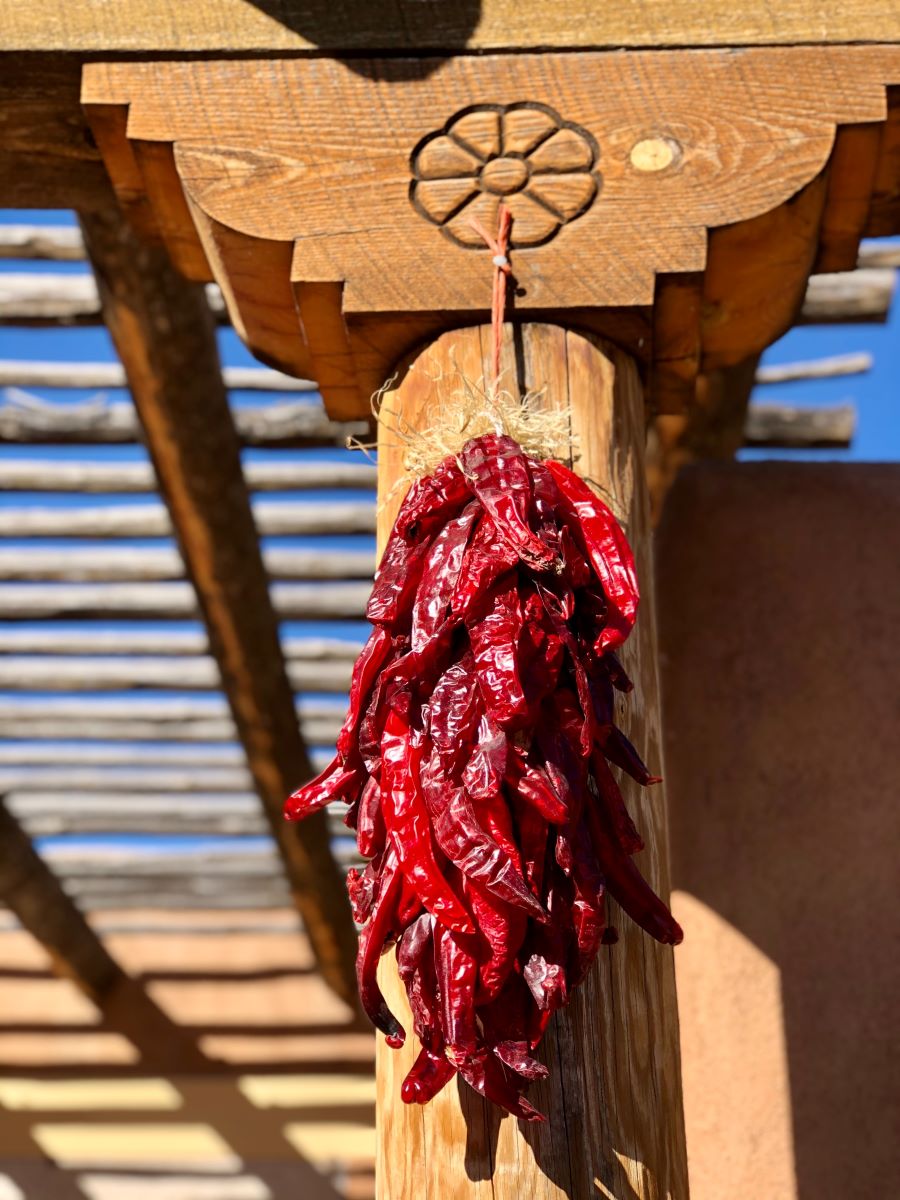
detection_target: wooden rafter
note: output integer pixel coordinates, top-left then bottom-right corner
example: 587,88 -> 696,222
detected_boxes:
76,196 -> 359,1006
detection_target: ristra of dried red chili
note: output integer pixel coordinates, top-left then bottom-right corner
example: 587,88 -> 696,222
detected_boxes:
285,430 -> 683,1121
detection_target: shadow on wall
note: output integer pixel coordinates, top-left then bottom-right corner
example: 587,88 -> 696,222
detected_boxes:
242,1 -> 482,76
657,463 -> 900,1200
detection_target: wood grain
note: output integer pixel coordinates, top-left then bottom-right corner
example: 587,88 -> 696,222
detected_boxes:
8,1 -> 900,52
0,543 -> 372,581
0,393 -> 366,448
0,499 -> 374,536
374,324 -> 687,1199
0,458 -> 375,494
0,54 -> 109,210
84,47 -> 900,418
0,581 -> 370,620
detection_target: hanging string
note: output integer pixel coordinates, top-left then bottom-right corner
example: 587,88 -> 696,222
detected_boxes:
468,203 -> 512,392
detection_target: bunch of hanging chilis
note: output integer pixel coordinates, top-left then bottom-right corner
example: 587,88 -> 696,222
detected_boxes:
284,206 -> 682,1122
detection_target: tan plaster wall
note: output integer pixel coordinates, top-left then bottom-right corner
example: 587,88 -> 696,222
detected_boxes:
656,463 -> 900,1200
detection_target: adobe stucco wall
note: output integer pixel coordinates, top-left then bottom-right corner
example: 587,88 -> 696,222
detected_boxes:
656,463 -> 899,1200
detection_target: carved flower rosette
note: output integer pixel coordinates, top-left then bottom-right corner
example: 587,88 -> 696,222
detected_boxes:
410,102 -> 601,249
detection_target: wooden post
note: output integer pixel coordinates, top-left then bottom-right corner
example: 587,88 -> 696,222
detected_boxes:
78,199 -> 359,1007
375,324 -> 688,1199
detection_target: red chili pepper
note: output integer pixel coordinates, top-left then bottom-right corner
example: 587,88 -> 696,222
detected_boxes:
284,429 -> 682,1122
396,912 -> 442,1049
426,656 -> 482,782
434,923 -> 480,1064
518,584 -> 565,716
505,750 -> 569,825
546,459 -> 639,651
481,976 -> 550,1081
393,456 -> 471,541
355,774 -> 386,859
590,747 -> 645,856
356,845 -> 406,1043
599,725 -> 662,788
401,1046 -> 457,1104
346,863 -> 376,925
463,872 -> 527,1003
563,814 -> 610,986
584,794 -> 683,946
337,625 -> 392,759
604,651 -> 634,693
458,1048 -> 545,1122
381,712 -> 475,935
411,501 -> 479,651
460,433 -> 557,571
450,512 -> 520,620
420,747 -> 545,920
466,576 -> 530,730
284,753 -> 360,821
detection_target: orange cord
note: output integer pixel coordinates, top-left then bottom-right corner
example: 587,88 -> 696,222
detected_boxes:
467,204 -> 512,392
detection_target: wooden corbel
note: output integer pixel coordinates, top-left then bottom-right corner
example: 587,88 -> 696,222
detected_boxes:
83,47 -> 900,419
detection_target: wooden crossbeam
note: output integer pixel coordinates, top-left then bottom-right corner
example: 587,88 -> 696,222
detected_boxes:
0,223 -> 84,259
0,696 -> 346,719
0,458 -> 376,493
9,794 -> 353,840
0,582 -> 370,620
0,357 -> 318,392
0,393 -> 367,446
0,716 -> 342,743
0,272 -> 225,324
754,352 -> 872,384
77,200 -> 358,1005
0,628 -> 363,659
0,499 -> 374,537
0,545 -> 374,582
2,219 -> 894,273
800,268 -> 896,323
743,403 -> 856,449
0,766 -> 257,792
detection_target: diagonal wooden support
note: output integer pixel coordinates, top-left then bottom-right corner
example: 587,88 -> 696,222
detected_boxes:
0,797 -> 205,1070
0,800 -> 351,1199
77,197 -> 359,1007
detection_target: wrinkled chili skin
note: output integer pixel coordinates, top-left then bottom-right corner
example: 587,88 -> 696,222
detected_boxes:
545,458 -> 639,652
284,431 -> 682,1122
460,433 -> 557,571
381,712 -> 474,936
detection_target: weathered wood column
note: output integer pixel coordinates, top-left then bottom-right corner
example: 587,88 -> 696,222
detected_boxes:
375,323 -> 686,1199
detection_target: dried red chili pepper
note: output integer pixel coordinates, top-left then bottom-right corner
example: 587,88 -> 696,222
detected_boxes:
459,433 -> 557,572
285,429 -> 682,1122
401,1046 -> 457,1105
545,458 -> 639,652
381,712 -> 474,935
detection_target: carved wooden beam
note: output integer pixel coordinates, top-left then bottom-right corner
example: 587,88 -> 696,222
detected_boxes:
83,47 -> 900,417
